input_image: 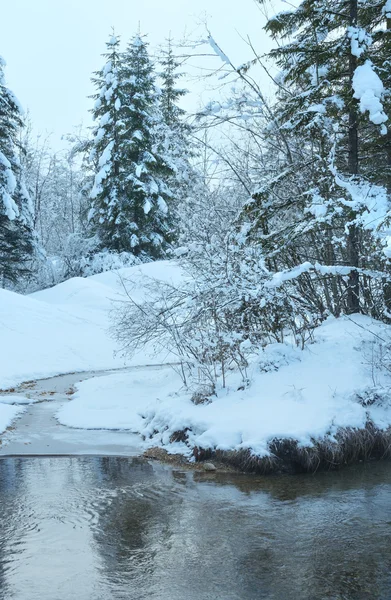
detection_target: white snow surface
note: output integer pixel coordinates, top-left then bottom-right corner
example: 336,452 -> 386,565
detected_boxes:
56,315 -> 391,458
0,395 -> 41,405
0,261 -> 182,390
0,393 -> 36,434
57,367 -> 178,432
0,404 -> 24,436
352,61 -> 388,128
383,0 -> 391,17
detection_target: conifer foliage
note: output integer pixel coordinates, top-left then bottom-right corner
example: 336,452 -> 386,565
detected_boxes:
244,0 -> 391,318
0,55 -> 33,285
89,34 -> 123,251
158,37 -> 193,204
89,32 -> 177,259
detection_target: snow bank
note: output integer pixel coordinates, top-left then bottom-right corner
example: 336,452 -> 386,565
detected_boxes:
89,260 -> 183,301
0,261 -> 182,389
0,396 -> 41,405
0,286 -> 119,390
56,316 -> 391,460
0,404 -> 24,435
57,367 -> 181,432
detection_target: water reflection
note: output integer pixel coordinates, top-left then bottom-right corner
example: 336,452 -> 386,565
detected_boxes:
0,457 -> 390,599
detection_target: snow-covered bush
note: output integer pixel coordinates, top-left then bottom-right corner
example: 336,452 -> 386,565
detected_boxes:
112,224 -> 314,391
80,248 -> 141,277
20,234 -> 142,292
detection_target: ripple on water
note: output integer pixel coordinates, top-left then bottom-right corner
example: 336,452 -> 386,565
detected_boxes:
0,457 -> 390,600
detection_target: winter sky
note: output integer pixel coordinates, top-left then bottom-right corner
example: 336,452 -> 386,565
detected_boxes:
1,0 -> 281,148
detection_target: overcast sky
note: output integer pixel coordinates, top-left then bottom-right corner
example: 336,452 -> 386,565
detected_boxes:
0,0 -> 280,148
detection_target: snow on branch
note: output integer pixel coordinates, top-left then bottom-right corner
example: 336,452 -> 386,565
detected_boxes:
267,262 -> 389,288
0,150 -> 19,220
347,27 -> 372,58
207,34 -> 231,66
352,61 -> 388,133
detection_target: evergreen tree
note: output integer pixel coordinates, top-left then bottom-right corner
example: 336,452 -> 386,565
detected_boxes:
89,32 -> 175,259
244,0 -> 391,317
159,37 -> 187,128
158,37 -> 193,208
118,32 -> 174,258
0,55 -> 34,285
88,33 -> 124,249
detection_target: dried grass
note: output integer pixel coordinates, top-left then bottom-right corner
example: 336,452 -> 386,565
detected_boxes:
191,421 -> 391,474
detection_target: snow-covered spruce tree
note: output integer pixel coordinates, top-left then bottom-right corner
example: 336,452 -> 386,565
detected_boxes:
160,37 -> 186,130
355,1 -> 391,191
158,37 -> 193,207
88,34 -> 125,251
118,33 -> 175,258
89,32 -> 175,259
244,0 -> 391,318
0,55 -> 34,286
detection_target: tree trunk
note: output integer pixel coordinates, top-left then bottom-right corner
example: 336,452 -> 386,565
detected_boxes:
346,0 -> 360,314
383,17 -> 391,315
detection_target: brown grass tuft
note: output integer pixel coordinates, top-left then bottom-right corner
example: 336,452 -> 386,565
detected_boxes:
190,422 -> 391,474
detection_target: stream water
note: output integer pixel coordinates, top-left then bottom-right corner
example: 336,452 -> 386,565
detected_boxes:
0,456 -> 390,599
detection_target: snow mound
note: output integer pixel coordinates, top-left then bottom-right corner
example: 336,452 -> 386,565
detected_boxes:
0,261 -> 183,389
31,276 -> 117,310
90,260 -> 183,302
33,260 -> 183,310
0,286 -> 120,389
57,367 -> 178,431
31,276 -> 120,326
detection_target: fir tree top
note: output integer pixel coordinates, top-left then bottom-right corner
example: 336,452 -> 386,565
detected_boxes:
159,37 -> 187,128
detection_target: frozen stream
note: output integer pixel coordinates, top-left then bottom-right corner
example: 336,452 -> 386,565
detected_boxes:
0,369 -> 154,456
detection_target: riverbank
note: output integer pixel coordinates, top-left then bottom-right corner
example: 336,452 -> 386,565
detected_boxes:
144,423 -> 391,475
55,315 -> 391,474
143,447 -> 238,473
1,370 -> 390,474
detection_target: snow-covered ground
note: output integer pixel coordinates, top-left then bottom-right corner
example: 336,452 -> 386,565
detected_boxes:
0,260 -> 182,437
0,260 -> 181,392
56,315 -> 391,459
0,403 -> 25,436
0,393 -> 44,436
2,260 -> 391,461
57,366 -> 179,432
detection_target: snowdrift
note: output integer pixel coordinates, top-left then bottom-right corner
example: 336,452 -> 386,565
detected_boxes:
0,261 -> 182,391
